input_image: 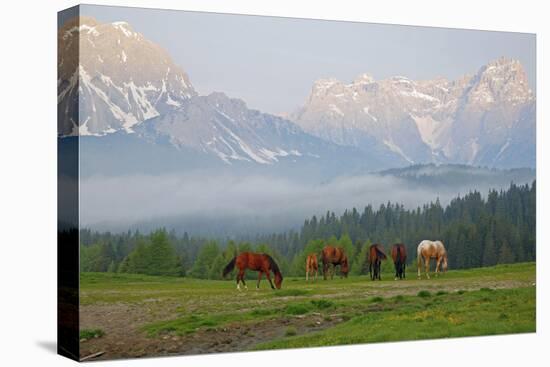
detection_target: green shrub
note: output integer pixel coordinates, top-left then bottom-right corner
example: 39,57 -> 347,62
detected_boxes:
273,289 -> 309,297
80,328 -> 105,340
311,299 -> 334,309
285,326 -> 298,336
417,290 -> 431,298
284,303 -> 311,315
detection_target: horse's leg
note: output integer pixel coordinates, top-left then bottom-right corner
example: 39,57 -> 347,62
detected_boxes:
239,269 -> 248,290
257,271 -> 263,289
424,258 -> 431,279
394,261 -> 399,281
265,272 -> 275,289
378,260 -> 382,280
306,267 -> 309,282
314,268 -> 318,281
323,262 -> 328,280
417,255 -> 422,279
236,269 -> 242,290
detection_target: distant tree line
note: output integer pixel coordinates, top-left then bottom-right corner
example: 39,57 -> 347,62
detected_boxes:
80,181 -> 536,278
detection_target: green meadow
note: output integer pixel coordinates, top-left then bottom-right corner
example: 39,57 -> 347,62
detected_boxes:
79,262 -> 535,360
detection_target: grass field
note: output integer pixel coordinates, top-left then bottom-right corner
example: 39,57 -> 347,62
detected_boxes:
79,262 -> 536,360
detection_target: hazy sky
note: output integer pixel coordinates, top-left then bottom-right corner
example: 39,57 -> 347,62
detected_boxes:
81,4 -> 536,115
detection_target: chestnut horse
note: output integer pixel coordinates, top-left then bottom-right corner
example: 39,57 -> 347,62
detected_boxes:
391,243 -> 407,280
223,252 -> 283,290
321,246 -> 349,280
417,240 -> 448,279
305,253 -> 318,281
369,244 -> 387,280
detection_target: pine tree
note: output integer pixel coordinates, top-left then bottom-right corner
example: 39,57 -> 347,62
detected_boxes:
498,241 -> 515,264
482,231 -> 497,267
351,240 -> 371,275
208,254 -> 227,280
338,233 -> 355,260
107,260 -> 117,273
189,241 -> 220,279
147,230 -> 181,276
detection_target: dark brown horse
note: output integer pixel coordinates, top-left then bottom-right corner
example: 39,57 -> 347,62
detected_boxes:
223,252 -> 283,290
391,243 -> 407,280
321,245 -> 349,280
369,244 -> 387,280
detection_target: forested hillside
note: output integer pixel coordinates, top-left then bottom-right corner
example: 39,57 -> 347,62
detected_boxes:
79,181 -> 535,277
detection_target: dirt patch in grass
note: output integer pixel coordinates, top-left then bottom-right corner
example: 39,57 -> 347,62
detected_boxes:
80,304 -> 341,360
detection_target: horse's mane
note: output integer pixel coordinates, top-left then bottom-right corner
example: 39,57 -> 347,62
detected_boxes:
265,254 -> 282,277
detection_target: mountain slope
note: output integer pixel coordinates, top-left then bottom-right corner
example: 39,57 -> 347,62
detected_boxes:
77,92 -> 408,177
135,92 -> 406,167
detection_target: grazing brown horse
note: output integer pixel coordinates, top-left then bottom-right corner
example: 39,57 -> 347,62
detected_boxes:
417,240 -> 448,279
369,244 -> 387,280
391,243 -> 407,280
223,252 -> 283,290
321,246 -> 349,280
305,253 -> 318,281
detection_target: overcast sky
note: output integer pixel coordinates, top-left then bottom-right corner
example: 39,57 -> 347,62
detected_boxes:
81,4 -> 536,115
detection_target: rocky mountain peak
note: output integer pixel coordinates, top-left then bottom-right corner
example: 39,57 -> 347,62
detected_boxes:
353,73 -> 376,85
58,16 -> 196,136
467,57 -> 533,106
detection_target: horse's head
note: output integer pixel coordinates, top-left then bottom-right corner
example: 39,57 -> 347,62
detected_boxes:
341,257 -> 349,278
442,254 -> 448,272
274,271 -> 283,289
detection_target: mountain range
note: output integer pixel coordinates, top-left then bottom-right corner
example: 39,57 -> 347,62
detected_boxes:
58,17 -> 536,176
293,58 -> 535,168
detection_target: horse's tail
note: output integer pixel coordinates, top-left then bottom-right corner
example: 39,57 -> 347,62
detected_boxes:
375,247 -> 387,260
417,245 -> 423,268
266,254 -> 282,279
222,256 -> 237,278
395,245 -> 401,265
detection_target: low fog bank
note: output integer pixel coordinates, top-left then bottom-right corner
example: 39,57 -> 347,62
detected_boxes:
80,170 -> 535,236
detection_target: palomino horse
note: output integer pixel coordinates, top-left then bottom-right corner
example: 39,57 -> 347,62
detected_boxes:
223,252 -> 283,290
321,246 -> 349,280
417,240 -> 448,279
391,243 -> 407,280
369,244 -> 387,280
305,253 -> 318,281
